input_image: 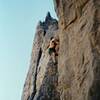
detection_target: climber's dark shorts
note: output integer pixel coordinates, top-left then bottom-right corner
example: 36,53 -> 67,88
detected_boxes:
48,48 -> 56,55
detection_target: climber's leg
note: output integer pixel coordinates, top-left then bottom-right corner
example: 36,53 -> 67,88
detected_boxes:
51,52 -> 56,63
48,48 -> 57,63
48,48 -> 52,56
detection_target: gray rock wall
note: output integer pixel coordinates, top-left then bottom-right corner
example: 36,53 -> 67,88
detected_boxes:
21,12 -> 59,100
22,0 -> 100,100
54,0 -> 100,100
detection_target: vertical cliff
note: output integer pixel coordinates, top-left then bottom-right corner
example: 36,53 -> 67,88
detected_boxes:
54,0 -> 100,100
22,0 -> 100,100
21,12 -> 59,100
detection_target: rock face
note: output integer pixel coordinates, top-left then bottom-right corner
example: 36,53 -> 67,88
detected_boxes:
21,12 -> 59,100
22,0 -> 100,100
53,0 -> 100,100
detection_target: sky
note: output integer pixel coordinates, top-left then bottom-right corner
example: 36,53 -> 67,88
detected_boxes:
0,0 -> 57,100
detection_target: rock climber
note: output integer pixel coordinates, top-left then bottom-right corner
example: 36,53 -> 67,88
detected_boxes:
47,36 -> 59,63
48,37 -> 56,54
55,37 -> 59,56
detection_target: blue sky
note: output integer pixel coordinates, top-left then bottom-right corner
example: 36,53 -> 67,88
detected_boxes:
0,0 -> 57,100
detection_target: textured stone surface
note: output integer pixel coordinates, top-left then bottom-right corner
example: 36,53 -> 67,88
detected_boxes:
21,12 -> 59,100
34,58 -> 60,100
22,0 -> 100,100
54,0 -> 100,100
